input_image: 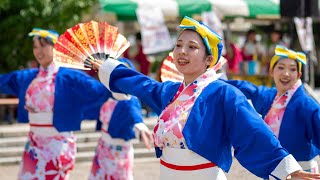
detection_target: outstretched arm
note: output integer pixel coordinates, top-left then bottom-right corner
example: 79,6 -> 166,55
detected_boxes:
290,171 -> 320,180
71,69 -> 113,120
224,87 -> 298,179
0,70 -> 26,96
307,102 -> 320,151
128,97 -> 153,149
92,58 -> 179,115
224,88 -> 320,179
226,79 -> 275,115
226,79 -> 273,100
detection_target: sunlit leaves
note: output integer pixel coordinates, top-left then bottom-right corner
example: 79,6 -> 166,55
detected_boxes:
0,0 -> 97,72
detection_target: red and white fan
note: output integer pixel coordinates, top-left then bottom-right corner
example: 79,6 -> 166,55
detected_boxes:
159,52 -> 183,82
53,21 -> 129,70
159,52 -> 227,82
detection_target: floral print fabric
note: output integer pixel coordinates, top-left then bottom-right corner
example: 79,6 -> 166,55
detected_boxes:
18,132 -> 76,180
264,80 -> 302,137
89,138 -> 133,180
89,98 -> 134,180
153,69 -> 218,150
25,63 -> 58,113
19,63 -> 76,180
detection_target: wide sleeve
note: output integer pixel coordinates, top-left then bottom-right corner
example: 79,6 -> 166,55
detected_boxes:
98,59 -> 179,115
307,100 -> 320,150
75,71 -> 111,104
0,71 -> 22,96
70,70 -> 113,121
126,97 -> 150,132
224,87 -> 301,179
226,80 -> 275,115
128,97 -> 143,124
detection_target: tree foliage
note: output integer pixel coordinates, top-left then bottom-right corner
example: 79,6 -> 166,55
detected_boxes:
0,0 -> 97,73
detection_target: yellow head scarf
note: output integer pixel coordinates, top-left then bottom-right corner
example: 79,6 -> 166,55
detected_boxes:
28,28 -> 59,44
270,45 -> 306,72
178,16 -> 223,67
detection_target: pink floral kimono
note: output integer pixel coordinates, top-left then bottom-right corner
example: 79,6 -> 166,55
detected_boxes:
153,69 -> 226,180
18,63 -> 76,180
89,98 -> 134,180
265,79 -> 319,174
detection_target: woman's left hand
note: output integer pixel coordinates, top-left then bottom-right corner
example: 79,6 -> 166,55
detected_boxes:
140,129 -> 153,150
289,170 -> 320,179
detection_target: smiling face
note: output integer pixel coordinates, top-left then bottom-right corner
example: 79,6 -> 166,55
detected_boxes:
33,37 -> 54,69
173,30 -> 213,84
270,58 -> 302,95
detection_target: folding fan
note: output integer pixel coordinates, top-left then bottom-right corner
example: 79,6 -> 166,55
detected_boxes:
53,21 -> 130,70
159,52 -> 183,82
212,56 -> 227,72
159,52 -> 227,82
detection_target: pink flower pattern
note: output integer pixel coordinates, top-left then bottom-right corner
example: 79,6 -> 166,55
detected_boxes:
99,99 -> 118,126
264,80 -> 302,137
18,132 -> 76,180
25,63 -> 58,112
154,69 -> 218,149
19,63 -> 76,180
89,99 -> 134,180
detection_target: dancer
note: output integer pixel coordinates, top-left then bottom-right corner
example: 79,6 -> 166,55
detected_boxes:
227,45 -> 320,174
91,17 -> 320,179
89,58 -> 152,180
0,28 -> 111,179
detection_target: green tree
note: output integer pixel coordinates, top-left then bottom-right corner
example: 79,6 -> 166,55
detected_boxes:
0,0 -> 97,73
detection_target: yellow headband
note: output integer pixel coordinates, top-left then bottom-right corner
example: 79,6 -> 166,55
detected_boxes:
28,28 -> 59,44
270,45 -> 306,72
179,16 -> 222,67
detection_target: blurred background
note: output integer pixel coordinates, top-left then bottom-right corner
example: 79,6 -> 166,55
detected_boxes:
0,1 -> 320,179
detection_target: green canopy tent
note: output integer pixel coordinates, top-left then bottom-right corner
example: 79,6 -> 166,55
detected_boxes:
99,0 -> 280,20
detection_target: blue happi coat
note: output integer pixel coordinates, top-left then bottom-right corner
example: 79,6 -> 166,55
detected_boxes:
227,80 -> 320,162
97,61 -> 300,179
0,67 -> 111,132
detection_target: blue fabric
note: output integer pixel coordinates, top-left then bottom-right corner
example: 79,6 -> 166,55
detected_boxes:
93,96 -> 143,141
227,80 -> 320,162
0,67 -> 111,132
92,57 -> 143,140
107,65 -> 292,178
118,57 -> 136,70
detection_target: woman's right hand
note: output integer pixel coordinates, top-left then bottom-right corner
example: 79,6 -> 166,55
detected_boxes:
289,170 -> 320,179
90,59 -> 103,71
24,105 -> 36,113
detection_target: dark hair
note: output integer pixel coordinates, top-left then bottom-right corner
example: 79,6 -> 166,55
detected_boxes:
136,32 -> 142,41
246,29 -> 256,37
34,36 -> 54,46
271,30 -> 283,40
245,29 -> 257,44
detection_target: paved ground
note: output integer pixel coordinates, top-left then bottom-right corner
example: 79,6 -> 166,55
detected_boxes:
0,157 -> 259,180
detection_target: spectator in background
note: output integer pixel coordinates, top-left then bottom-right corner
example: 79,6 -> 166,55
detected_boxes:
242,29 -> 265,61
225,36 -> 243,74
266,30 -> 288,71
